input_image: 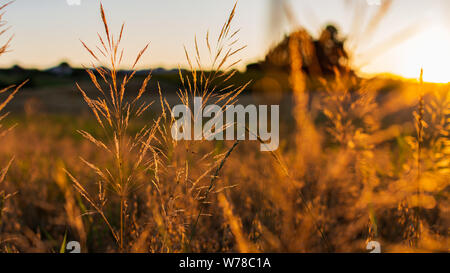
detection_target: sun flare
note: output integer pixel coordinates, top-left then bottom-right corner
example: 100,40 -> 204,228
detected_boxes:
398,25 -> 450,83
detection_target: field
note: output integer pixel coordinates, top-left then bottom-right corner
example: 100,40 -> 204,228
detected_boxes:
0,2 -> 448,253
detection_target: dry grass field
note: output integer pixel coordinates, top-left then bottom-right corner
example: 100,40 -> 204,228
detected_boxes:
0,2 -> 448,253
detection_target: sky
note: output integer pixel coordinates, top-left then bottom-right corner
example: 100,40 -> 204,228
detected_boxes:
1,0 -> 450,82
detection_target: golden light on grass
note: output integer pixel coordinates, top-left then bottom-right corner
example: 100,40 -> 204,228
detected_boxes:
0,1 -> 448,254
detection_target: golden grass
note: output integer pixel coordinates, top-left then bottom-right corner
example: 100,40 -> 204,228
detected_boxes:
0,1 -> 448,253
67,3 -> 158,251
0,1 -> 26,236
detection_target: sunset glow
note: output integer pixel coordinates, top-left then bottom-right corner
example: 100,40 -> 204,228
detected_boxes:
385,25 -> 450,83
1,0 -> 450,82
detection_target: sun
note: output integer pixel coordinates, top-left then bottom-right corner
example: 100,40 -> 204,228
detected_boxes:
397,25 -> 450,83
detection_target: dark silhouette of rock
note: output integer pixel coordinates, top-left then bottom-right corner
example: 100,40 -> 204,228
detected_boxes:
247,24 -> 351,77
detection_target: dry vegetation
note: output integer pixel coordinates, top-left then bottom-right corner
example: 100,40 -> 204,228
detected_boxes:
0,2 -> 448,253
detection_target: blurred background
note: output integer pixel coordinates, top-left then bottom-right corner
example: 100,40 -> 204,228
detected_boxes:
2,0 -> 450,111
2,0 -> 450,81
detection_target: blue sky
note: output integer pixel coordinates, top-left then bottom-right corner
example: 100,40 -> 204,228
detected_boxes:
1,0 -> 450,81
